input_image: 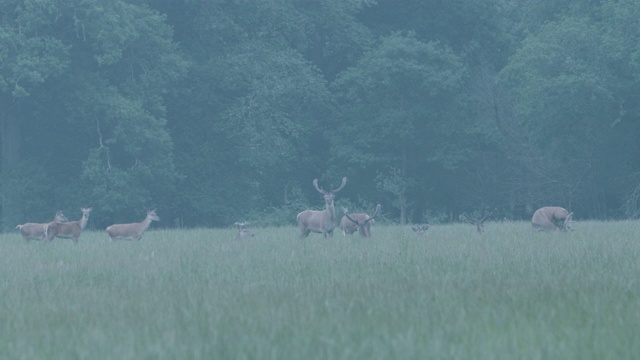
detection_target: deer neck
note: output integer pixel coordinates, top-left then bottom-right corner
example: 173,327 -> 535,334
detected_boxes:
140,216 -> 153,232
80,214 -> 90,230
326,202 -> 337,223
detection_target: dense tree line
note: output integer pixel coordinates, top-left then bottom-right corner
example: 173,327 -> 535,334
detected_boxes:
1,0 -> 639,230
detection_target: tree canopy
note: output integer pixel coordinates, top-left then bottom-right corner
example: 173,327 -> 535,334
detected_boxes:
1,0 -> 639,230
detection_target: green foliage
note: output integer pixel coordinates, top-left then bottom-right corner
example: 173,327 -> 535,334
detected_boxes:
3,0 -> 640,228
333,32 -> 465,164
0,1 -> 70,97
331,32 -> 467,220
499,6 -> 640,216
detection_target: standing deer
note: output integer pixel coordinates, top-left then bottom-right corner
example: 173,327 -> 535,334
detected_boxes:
106,210 -> 160,241
341,204 -> 381,237
46,207 -> 93,244
531,206 -> 574,232
411,224 -> 430,235
462,210 -> 493,234
235,222 -> 255,240
16,211 -> 69,242
296,177 -> 347,238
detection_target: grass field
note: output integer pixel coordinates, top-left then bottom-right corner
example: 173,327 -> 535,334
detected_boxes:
1,221 -> 639,359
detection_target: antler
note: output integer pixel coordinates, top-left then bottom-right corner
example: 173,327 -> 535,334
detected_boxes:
562,212 -> 574,231
366,204 -> 381,224
331,177 -> 347,194
343,204 -> 380,226
313,179 -> 326,195
412,224 -> 429,234
313,177 -> 347,195
462,210 -> 493,234
341,204 -> 380,237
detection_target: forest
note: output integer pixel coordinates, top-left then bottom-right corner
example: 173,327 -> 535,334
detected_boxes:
1,0 -> 639,230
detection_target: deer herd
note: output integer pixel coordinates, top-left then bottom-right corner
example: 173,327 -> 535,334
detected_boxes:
290,176 -> 574,239
16,208 -> 160,244
14,176 -> 575,244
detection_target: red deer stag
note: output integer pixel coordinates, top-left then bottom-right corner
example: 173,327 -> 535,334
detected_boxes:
411,224 -> 430,235
46,207 -> 93,244
16,211 -> 69,242
296,177 -> 347,238
106,210 -> 160,241
462,210 -> 493,234
339,206 -> 377,236
341,204 -> 381,237
235,222 -> 255,240
531,206 -> 573,232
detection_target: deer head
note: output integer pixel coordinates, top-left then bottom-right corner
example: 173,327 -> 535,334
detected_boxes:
313,177 -> 347,209
462,210 -> 492,234
411,224 -> 430,235
342,204 -> 381,237
235,222 -> 255,240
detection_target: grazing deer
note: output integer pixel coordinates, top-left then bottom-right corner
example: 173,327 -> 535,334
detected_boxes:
296,177 -> 347,238
46,207 -> 93,244
106,210 -> 160,241
339,212 -> 374,236
531,206 -> 574,232
462,210 -> 493,234
341,204 -> 381,237
16,211 -> 69,242
411,224 -> 430,235
235,222 -> 255,240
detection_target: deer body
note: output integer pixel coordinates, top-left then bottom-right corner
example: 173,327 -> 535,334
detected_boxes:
47,208 -> 93,243
16,211 -> 68,242
341,204 -> 381,237
532,207 -> 573,231
106,210 -> 160,241
297,177 -> 347,238
235,222 -> 255,240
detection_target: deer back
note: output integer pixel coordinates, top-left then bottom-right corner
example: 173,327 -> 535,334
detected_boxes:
18,223 -> 48,240
107,210 -> 159,240
532,206 -> 572,231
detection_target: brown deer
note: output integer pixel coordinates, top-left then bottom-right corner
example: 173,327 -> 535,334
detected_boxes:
46,207 -> 93,244
341,204 -> 381,237
296,177 -> 347,238
16,211 -> 69,242
106,210 -> 160,241
411,224 -> 430,235
531,206 -> 573,232
235,222 -> 255,240
462,210 -> 493,234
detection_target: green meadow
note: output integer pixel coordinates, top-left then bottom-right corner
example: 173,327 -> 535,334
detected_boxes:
1,221 -> 639,359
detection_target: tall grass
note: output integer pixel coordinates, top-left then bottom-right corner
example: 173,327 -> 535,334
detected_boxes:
1,221 -> 639,359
